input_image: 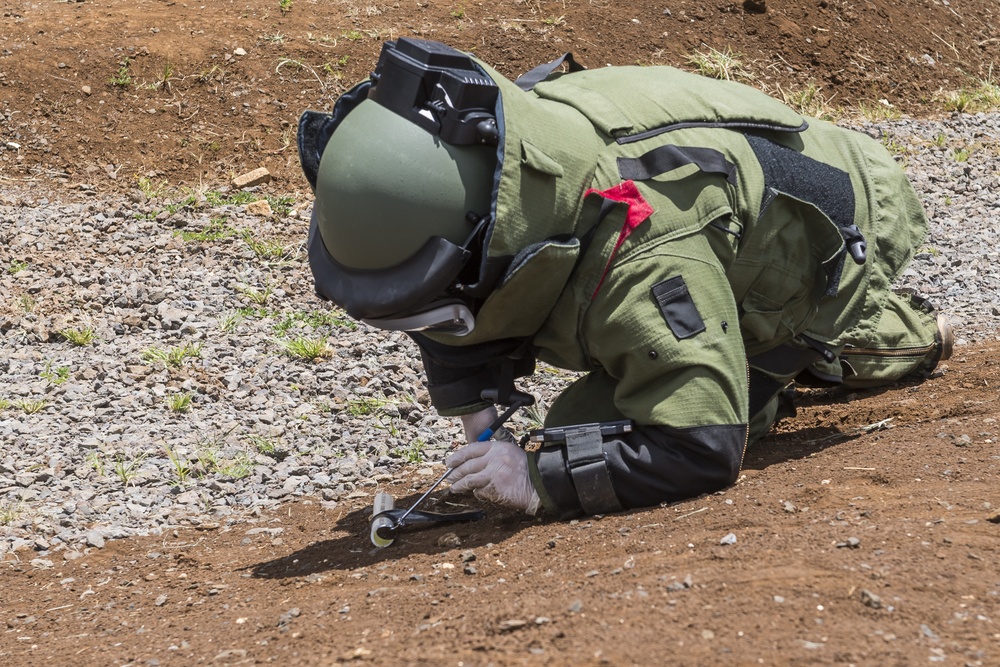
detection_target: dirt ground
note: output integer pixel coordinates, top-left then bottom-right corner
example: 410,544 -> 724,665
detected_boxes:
1,0 -> 998,195
2,347 -> 999,666
2,1 -> 1000,665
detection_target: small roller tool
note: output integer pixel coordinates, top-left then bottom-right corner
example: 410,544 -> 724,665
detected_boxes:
369,389 -> 534,548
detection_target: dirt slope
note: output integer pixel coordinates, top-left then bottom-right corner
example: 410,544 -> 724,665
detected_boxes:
1,0 -> 998,195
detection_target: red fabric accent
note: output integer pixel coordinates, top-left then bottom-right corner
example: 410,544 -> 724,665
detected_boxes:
584,181 -> 654,299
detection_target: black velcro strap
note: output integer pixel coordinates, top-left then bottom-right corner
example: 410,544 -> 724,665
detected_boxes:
514,52 -> 586,91
617,145 -> 737,185
565,426 -> 624,516
745,133 -> 865,267
651,276 -> 706,340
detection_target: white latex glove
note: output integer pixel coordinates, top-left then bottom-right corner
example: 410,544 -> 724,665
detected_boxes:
460,406 -> 498,443
446,439 -> 542,515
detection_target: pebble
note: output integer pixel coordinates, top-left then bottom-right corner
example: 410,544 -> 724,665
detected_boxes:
1,111 -> 999,554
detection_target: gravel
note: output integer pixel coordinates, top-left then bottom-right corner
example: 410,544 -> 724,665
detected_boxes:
2,111 -> 999,558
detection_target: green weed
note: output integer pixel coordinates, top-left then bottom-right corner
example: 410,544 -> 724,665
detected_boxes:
218,311 -> 242,333
166,392 -> 194,412
16,399 -> 47,414
343,30 -> 365,41
164,445 -> 192,486
6,260 -> 28,274
236,283 -> 273,305
85,450 -> 105,477
247,435 -> 281,455
110,57 -> 133,88
276,335 -> 332,361
346,396 -> 390,417
195,443 -> 254,479
60,327 -> 96,346
40,363 -> 70,385
0,398 -> 10,411
112,452 -> 147,486
954,146 -> 972,162
217,451 -> 255,479
136,175 -> 171,199
179,217 -> 234,242
241,230 -> 290,261
0,501 -> 22,526
392,439 -> 427,463
279,0 -> 293,13
141,342 -> 203,368
19,295 -> 36,313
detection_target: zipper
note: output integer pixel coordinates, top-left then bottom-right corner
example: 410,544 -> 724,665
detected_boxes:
736,360 -> 751,477
840,343 -> 936,358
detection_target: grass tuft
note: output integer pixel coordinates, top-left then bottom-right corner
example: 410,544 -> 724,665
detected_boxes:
142,342 -> 203,368
60,327 -> 96,346
166,392 -> 194,412
276,335 -> 332,361
687,45 -> 754,82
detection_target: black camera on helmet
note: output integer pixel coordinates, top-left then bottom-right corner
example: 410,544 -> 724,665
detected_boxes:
369,37 -> 500,146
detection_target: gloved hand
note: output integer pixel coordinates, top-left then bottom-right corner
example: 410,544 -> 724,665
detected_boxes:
447,439 -> 542,515
460,406 -> 498,442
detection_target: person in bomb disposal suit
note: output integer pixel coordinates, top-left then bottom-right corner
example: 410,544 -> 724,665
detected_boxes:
296,38 -> 953,519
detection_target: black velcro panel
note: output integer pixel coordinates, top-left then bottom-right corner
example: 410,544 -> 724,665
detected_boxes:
744,133 -> 858,246
651,276 -> 706,340
618,145 -> 737,185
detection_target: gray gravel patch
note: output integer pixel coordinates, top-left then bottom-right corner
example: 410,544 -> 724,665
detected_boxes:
1,111 -> 998,558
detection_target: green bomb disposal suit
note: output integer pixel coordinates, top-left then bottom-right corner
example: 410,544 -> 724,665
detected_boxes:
300,40 -> 946,519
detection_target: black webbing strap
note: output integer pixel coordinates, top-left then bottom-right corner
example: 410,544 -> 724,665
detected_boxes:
565,426 -> 624,516
514,52 -> 586,91
617,145 -> 737,185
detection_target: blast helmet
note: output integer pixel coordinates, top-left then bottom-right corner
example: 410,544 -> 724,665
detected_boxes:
297,38 -> 503,336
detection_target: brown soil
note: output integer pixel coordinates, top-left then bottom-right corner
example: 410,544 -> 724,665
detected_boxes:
2,1 -> 999,666
3,347 -> 1000,666
1,0 -> 998,196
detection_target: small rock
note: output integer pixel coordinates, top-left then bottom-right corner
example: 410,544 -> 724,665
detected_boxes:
860,589 -> 882,609
463,564 -> 477,575
233,48 -> 247,57
498,619 -> 527,631
155,594 -> 168,606
244,199 -> 273,217
436,532 -> 461,548
232,167 -> 271,188
86,530 -> 106,548
719,532 -> 737,545
81,85 -> 92,95
836,537 -> 861,549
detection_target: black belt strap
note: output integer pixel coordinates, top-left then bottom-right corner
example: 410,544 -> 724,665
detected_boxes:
617,145 -> 737,185
514,52 -> 586,91
565,426 -> 624,515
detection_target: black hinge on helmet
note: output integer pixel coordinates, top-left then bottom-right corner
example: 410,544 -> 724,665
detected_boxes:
369,37 -> 500,146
